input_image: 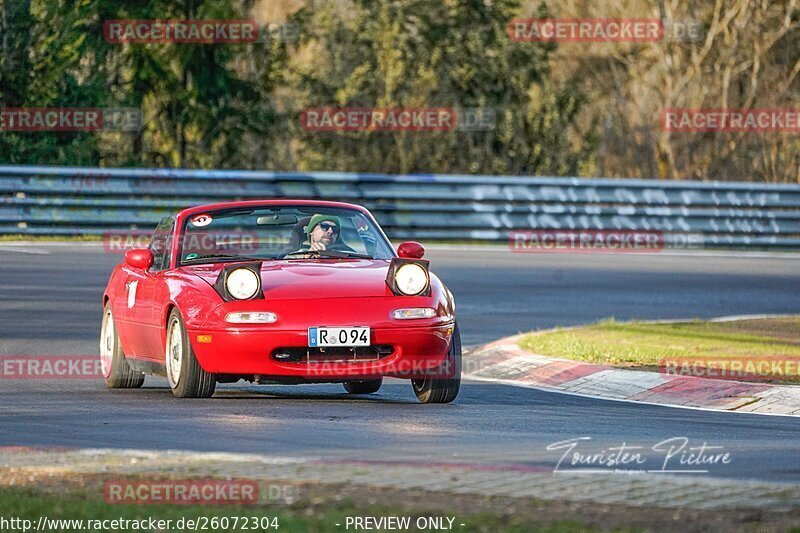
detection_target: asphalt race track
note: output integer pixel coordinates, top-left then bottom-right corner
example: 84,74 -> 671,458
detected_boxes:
1,244 -> 800,483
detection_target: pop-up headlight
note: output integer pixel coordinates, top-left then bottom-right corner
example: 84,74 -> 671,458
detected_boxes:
386,258 -> 431,296
213,262 -> 264,301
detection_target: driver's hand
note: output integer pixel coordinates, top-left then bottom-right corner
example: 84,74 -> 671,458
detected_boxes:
309,241 -> 327,251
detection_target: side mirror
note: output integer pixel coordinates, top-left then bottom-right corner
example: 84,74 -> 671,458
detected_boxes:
397,241 -> 425,259
125,248 -> 154,270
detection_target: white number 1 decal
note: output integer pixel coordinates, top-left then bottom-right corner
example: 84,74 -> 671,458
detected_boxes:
126,280 -> 138,309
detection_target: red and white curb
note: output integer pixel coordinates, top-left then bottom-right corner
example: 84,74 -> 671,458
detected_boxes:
464,332 -> 800,417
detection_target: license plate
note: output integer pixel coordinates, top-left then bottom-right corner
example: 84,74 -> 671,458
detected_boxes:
308,327 -> 370,347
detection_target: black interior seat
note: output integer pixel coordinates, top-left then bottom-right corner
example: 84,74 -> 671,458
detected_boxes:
283,216 -> 313,253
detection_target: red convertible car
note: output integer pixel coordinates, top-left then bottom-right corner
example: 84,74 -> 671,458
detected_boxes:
100,200 -> 460,403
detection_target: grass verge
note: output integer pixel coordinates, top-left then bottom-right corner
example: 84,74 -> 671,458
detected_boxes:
0,484 -> 613,533
3,469 -> 799,532
517,316 -> 800,383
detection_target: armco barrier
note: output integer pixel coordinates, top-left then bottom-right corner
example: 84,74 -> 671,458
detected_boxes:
1,165 -> 800,249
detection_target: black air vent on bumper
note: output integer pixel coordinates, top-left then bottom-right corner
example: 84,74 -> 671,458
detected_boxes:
272,345 -> 394,363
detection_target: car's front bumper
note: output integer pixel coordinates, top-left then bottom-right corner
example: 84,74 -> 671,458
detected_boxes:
188,323 -> 455,380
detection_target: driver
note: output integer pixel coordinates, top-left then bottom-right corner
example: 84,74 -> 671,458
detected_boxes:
281,214 -> 360,257
306,214 -> 344,251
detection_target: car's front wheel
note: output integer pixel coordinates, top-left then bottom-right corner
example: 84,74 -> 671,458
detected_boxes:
100,304 -> 144,389
343,378 -> 383,394
165,309 -> 215,398
412,323 -> 461,404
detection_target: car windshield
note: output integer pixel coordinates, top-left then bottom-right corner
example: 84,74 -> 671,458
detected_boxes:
177,206 -> 394,264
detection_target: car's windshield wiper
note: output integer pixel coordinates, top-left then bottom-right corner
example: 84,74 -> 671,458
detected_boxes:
181,253 -> 263,264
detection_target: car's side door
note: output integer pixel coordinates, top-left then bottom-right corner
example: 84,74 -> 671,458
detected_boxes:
125,216 -> 175,360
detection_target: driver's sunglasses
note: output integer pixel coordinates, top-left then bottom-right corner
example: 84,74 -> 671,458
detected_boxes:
319,222 -> 340,233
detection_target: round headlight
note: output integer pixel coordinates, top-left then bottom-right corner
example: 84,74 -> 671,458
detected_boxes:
394,263 -> 428,295
226,268 -> 260,300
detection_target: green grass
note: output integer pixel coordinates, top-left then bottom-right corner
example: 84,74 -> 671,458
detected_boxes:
0,485 -> 614,533
518,317 -> 800,381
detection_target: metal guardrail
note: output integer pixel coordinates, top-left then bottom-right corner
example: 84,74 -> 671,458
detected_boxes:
1,165 -> 800,248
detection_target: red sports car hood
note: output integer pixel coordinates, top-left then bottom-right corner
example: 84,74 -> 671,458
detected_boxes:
183,259 -> 395,300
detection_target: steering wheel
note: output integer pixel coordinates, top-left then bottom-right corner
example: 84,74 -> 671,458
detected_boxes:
280,248 -> 317,259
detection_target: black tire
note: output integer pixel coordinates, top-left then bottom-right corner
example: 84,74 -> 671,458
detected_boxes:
412,323 -> 461,404
165,309 -> 216,398
100,304 -> 144,389
343,378 -> 383,394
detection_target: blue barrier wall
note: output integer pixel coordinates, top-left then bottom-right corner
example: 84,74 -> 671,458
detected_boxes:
1,165 -> 799,248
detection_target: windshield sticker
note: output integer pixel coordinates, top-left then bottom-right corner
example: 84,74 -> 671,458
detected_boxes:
185,253 -> 199,260
190,214 -> 212,227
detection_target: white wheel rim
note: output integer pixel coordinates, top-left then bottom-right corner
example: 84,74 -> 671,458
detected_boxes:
166,317 -> 183,388
99,309 -> 114,378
